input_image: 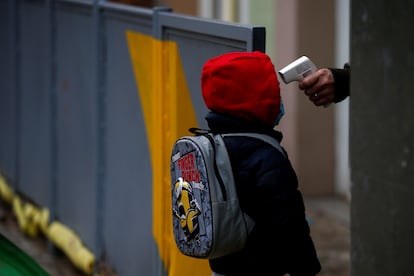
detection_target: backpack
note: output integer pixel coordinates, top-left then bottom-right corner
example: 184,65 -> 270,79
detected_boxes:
170,128 -> 286,259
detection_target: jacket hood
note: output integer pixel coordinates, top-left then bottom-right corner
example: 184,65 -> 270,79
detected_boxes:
201,51 -> 281,128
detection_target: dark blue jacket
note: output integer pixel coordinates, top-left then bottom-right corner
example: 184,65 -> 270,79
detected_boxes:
206,112 -> 321,276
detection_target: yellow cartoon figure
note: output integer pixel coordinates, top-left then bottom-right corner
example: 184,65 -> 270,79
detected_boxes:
173,177 -> 201,241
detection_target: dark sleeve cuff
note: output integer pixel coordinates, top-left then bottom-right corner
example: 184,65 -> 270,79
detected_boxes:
328,63 -> 350,103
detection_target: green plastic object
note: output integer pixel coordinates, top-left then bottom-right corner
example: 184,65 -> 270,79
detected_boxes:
0,233 -> 49,276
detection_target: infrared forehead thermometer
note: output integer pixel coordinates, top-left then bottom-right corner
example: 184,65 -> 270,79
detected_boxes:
279,56 -> 331,107
278,56 -> 317,84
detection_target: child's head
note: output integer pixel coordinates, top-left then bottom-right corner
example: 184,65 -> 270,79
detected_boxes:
201,51 -> 282,128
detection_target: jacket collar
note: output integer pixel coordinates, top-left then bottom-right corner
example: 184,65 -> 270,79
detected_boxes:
205,111 -> 283,142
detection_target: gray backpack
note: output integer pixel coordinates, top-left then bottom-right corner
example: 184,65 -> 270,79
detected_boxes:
170,128 -> 285,259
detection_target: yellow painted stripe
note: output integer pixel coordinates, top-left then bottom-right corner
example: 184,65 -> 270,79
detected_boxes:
126,31 -> 211,276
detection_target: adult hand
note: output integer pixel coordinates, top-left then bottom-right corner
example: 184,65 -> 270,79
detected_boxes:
298,68 -> 335,107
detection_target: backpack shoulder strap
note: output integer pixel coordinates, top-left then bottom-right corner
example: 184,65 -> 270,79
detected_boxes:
222,133 -> 286,159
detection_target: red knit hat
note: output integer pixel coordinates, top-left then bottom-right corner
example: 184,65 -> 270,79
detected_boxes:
201,51 -> 281,128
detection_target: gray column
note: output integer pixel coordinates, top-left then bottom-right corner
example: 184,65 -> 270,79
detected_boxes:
350,1 -> 414,275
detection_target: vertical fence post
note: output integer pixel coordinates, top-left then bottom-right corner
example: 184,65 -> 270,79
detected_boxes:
251,26 -> 266,52
47,0 -> 58,235
9,0 -> 20,190
152,7 -> 172,276
93,0 -> 106,269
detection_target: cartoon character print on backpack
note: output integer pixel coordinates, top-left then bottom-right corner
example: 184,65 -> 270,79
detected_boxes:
171,140 -> 213,257
173,177 -> 201,241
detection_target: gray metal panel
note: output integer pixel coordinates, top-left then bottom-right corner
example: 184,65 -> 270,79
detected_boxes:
55,1 -> 97,251
101,0 -> 153,35
158,12 -> 265,127
18,0 -> 52,207
100,5 -> 155,276
0,0 -> 17,183
157,11 -> 265,50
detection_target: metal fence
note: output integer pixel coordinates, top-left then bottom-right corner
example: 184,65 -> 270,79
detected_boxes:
0,0 -> 265,275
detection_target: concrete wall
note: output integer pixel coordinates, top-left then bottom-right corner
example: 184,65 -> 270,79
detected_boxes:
350,0 -> 414,274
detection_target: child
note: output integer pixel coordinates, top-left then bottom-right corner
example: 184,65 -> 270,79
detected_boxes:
201,51 -> 321,276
